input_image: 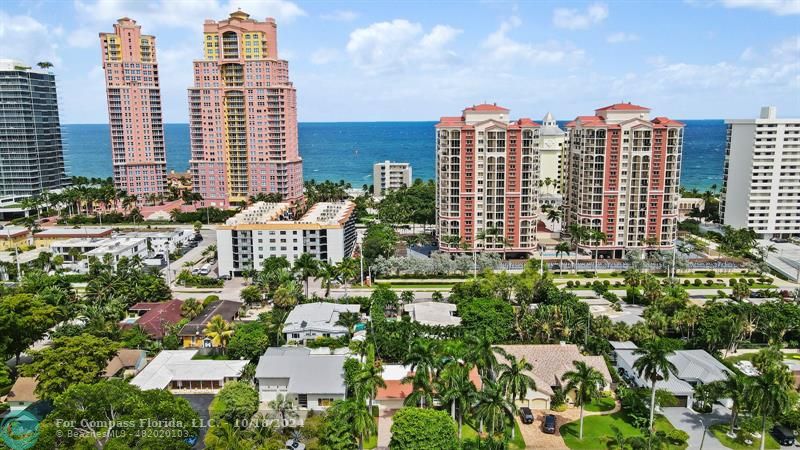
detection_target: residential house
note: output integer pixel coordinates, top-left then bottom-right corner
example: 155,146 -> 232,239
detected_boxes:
375,364 -> 481,411
254,347 -> 348,412
4,377 -> 38,413
0,226 -> 29,251
403,302 -> 461,327
121,300 -> 184,339
282,303 -> 360,344
611,341 -> 730,408
494,344 -> 612,409
178,300 -> 240,348
103,349 -> 148,378
130,350 -> 248,391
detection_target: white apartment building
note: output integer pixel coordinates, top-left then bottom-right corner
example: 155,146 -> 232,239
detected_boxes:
51,237 -> 149,272
373,161 -> 412,196
217,201 -> 357,276
282,302 -> 361,344
721,107 -> 800,238
539,112 -> 567,206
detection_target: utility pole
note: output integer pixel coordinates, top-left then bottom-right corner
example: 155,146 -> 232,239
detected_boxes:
671,244 -> 677,278
164,248 -> 172,285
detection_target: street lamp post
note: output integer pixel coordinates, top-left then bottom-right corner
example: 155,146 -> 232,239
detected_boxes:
164,248 -> 172,285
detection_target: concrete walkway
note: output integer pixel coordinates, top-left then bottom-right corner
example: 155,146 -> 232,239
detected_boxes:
376,408 -> 394,449
661,405 -> 730,450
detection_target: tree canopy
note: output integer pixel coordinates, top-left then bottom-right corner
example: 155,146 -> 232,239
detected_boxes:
389,407 -> 458,450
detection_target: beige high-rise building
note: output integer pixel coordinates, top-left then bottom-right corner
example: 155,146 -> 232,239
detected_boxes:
538,112 -> 567,206
373,161 -> 412,196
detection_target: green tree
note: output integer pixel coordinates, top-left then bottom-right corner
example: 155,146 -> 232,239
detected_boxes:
458,298 -> 514,343
335,311 -> 361,338
268,393 -> 298,430
337,257 -> 359,296
227,321 -> 270,361
389,407 -> 457,450
324,399 -> 376,450
0,293 -> 60,367
561,360 -> 606,440
210,381 -> 259,426
474,379 -> 514,437
555,242 -> 571,273
496,352 -> 535,440
745,364 -> 794,450
21,334 -> 119,399
181,297 -> 204,319
362,223 -> 398,262
240,285 -> 263,306
204,314 -> 234,353
293,253 -> 319,298
633,338 -> 677,431
39,380 -> 199,449
435,363 -> 476,441
318,261 -> 339,298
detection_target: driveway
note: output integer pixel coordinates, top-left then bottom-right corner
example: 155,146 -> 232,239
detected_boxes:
661,406 -> 730,450
377,408 -> 394,449
516,413 -> 568,449
177,393 -> 214,448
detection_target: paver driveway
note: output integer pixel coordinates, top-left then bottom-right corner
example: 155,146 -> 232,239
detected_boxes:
661,406 -> 730,450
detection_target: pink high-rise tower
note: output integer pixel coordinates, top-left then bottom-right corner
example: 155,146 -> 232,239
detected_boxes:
100,18 -> 167,197
188,11 -> 303,207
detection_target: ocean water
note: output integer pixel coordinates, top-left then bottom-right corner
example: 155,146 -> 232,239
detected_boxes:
62,120 -> 726,190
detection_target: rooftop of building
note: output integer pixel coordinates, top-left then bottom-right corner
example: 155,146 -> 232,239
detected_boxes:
84,237 -> 148,255
464,103 -> 510,112
596,103 -> 651,112
178,300 -> 241,336
437,104 -> 541,129
283,302 -> 361,334
254,347 -> 347,394
0,59 -> 51,74
34,226 -> 113,238
403,302 -> 461,327
130,350 -> 248,390
6,377 -> 38,403
103,348 -> 146,378
223,201 -> 356,229
0,226 -> 29,238
124,300 -> 184,339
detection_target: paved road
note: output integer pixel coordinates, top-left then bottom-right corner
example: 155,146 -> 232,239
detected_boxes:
163,228 -> 216,280
661,406 -> 729,450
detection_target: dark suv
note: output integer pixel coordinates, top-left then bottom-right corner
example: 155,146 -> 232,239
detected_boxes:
519,407 -> 534,424
543,414 -> 557,434
771,425 -> 795,446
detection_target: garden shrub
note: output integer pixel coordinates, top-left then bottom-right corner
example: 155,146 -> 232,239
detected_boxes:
705,279 -> 714,286
693,279 -> 702,286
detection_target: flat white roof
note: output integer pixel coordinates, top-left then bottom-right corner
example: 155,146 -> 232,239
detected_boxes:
403,302 -> 461,327
283,303 -> 360,334
130,350 -> 248,390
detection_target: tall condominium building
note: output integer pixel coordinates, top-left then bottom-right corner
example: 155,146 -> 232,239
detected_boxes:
217,201 -> 356,276
373,160 -> 412,196
721,107 -> 800,238
189,11 -> 303,208
564,103 -> 683,257
0,60 -> 69,197
99,18 -> 167,197
538,112 -> 567,205
436,104 -> 541,254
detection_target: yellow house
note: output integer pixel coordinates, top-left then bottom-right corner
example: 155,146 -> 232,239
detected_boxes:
178,300 -> 240,348
0,226 -> 30,251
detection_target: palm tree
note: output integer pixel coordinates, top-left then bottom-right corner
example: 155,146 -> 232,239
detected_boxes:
404,339 -> 439,381
604,425 -> 627,450
332,399 -> 376,450
567,223 -> 590,274
562,360 -> 606,440
555,242 -> 570,274
436,363 -> 477,441
181,298 -> 203,319
474,379 -> 514,437
589,230 -> 607,274
292,253 -> 319,298
268,393 -> 298,430
204,314 -> 234,353
272,283 -> 299,309
745,364 -> 793,450
205,420 -> 248,449
633,338 -> 677,431
37,61 -> 53,69
403,370 -> 435,408
711,371 -> 749,436
353,348 -> 386,410
337,257 -> 358,297
465,334 -> 499,385
547,208 -> 562,233
318,261 -> 339,298
496,353 -> 536,440
335,311 -> 360,338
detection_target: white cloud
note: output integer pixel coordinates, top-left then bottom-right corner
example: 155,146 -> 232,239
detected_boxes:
483,17 -> 584,64
553,2 -> 608,30
346,19 -> 461,74
606,32 -> 639,44
321,10 -> 358,21
0,11 -> 61,65
67,28 -> 97,48
740,46 -> 756,61
772,35 -> 800,60
720,0 -> 800,15
73,0 -> 306,30
310,48 -> 340,65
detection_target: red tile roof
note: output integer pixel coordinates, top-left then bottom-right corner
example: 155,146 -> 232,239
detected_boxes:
651,117 -> 685,127
515,118 -> 541,127
124,300 -> 184,339
376,367 -> 482,400
596,103 -> 650,112
464,103 -> 509,112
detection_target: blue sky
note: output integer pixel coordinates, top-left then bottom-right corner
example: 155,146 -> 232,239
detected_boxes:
3,0 -> 799,123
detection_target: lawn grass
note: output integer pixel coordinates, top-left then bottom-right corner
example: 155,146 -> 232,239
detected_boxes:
560,412 -> 685,450
364,418 -> 378,449
584,396 -> 616,412
709,424 -> 780,450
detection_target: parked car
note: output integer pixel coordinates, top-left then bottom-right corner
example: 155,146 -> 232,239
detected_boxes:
519,407 -> 534,424
771,425 -> 795,446
543,414 -> 556,434
219,274 -> 231,280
